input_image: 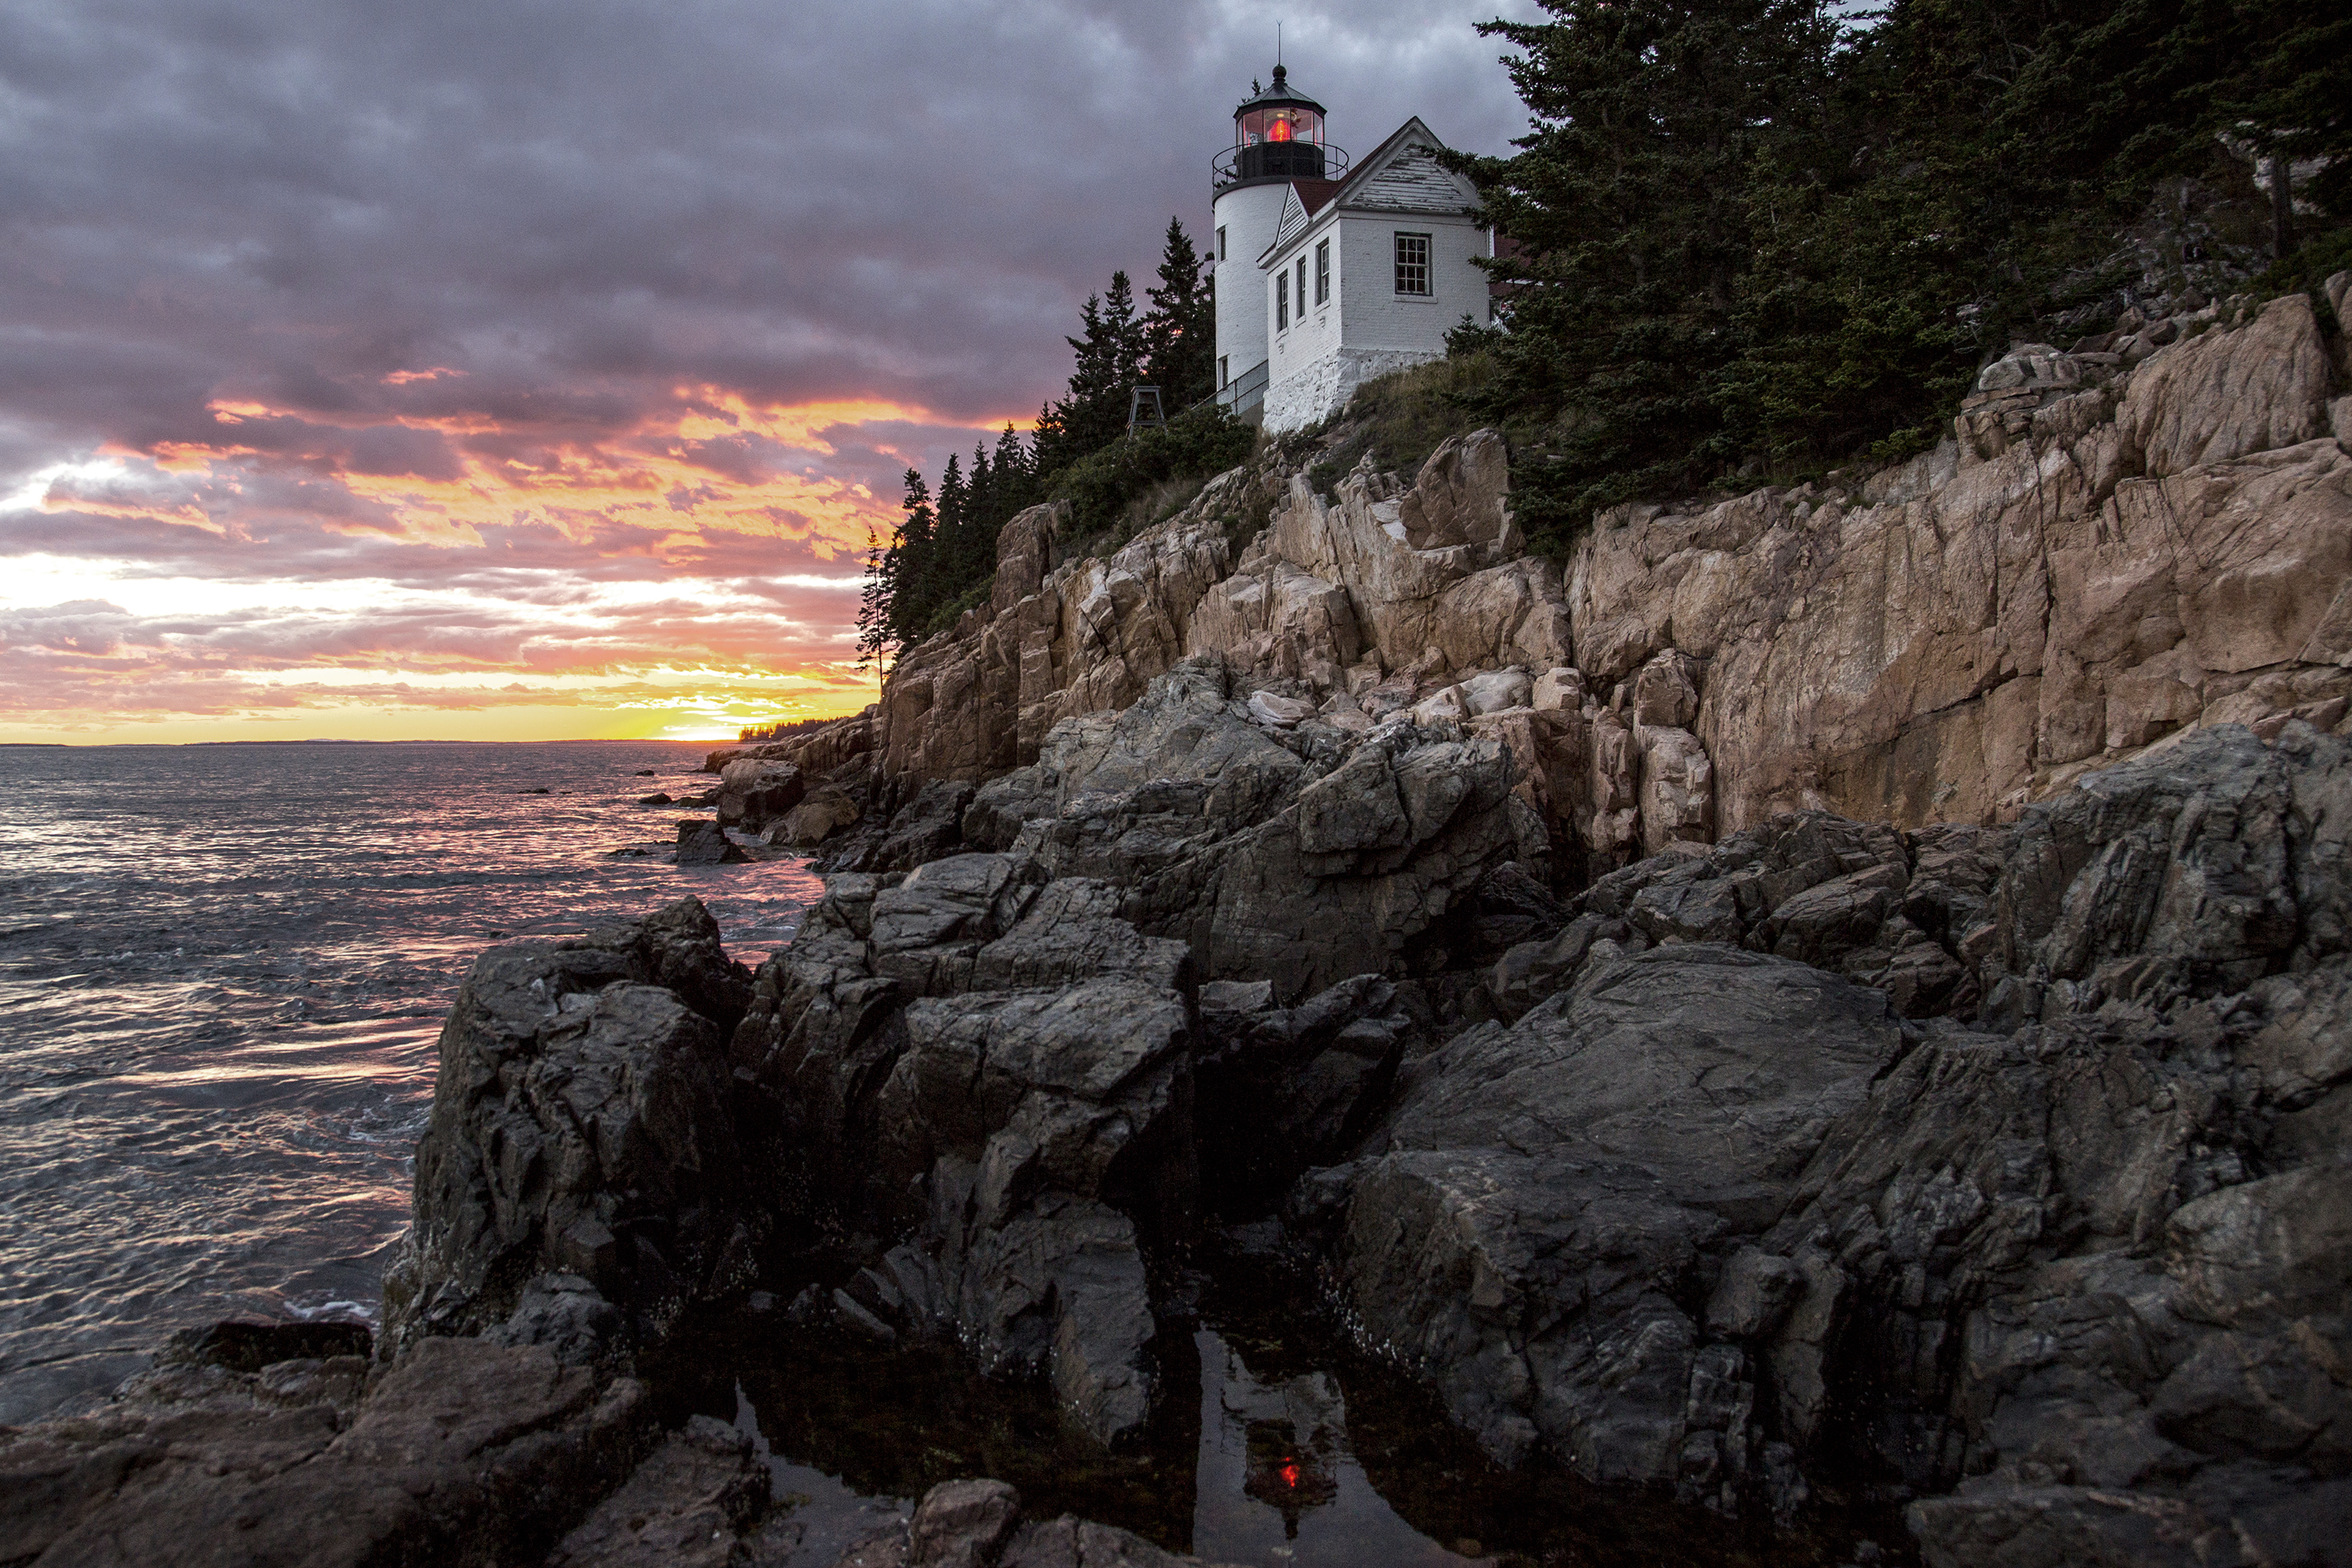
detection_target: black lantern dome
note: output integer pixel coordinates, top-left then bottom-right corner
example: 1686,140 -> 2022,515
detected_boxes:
1222,64 -> 1334,185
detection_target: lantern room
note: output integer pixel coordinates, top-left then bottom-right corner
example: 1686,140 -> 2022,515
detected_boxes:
1217,65 -> 1339,186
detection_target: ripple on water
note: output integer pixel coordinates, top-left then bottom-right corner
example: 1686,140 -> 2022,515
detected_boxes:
0,739 -> 822,1425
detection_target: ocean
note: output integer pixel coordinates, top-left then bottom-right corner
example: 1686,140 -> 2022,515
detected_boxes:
0,739 -> 821,1426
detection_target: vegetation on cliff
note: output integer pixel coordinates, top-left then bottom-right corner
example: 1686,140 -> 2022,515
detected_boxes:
856,219 -> 1249,663
1448,0 -> 2351,552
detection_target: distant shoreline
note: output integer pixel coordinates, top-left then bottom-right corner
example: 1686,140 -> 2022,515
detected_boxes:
0,736 -> 728,749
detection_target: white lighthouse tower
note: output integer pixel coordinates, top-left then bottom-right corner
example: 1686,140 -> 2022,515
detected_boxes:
1210,65 -> 1343,420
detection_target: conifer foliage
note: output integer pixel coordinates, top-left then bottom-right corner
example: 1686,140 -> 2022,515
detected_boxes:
1457,0 -> 2351,552
857,217 -> 1244,665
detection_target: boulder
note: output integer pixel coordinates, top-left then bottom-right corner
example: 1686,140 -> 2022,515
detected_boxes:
767,785 -> 861,848
0,1337 -> 654,1568
1318,944 -> 1904,1491
381,899 -> 755,1361
1015,658 -> 1528,998
675,820 -> 744,865
716,758 -> 805,829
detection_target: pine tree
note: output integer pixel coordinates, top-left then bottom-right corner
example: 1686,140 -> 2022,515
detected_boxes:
1142,217 -> 1215,411
854,523 -> 893,673
1455,0 -> 1840,537
887,467 -> 936,645
993,424 -> 1035,518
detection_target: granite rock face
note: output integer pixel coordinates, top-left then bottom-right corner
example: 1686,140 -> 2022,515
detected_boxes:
0,1337 -> 655,1568
729,856 -> 1197,1446
1004,657 -> 1532,998
865,289 -> 2347,895
1311,944 -> 1905,1495
381,898 -> 756,1363
1293,725 -> 2352,1549
1569,294 -> 2352,839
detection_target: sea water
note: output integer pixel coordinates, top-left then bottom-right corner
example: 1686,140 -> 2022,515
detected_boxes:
0,739 -> 817,1425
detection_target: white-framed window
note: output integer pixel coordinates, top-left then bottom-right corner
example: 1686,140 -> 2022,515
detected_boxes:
1216,225 -> 1226,261
1296,259 -> 1307,321
1314,239 -> 1330,306
1219,355 -> 1228,388
1395,231 -> 1432,296
1276,269 -> 1288,330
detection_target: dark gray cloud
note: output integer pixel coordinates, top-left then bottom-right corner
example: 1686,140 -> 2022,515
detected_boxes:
0,0 -> 1537,733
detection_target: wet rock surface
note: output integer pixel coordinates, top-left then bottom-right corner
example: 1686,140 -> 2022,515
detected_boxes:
381,897 -> 757,1364
0,1337 -> 656,1568
1289,725 -> 2352,1554
826,1479 -> 1242,1568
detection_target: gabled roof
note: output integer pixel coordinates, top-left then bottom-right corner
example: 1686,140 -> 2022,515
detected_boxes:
1255,117 -> 1479,269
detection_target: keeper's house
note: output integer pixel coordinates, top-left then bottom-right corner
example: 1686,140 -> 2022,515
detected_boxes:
1209,65 -> 1493,433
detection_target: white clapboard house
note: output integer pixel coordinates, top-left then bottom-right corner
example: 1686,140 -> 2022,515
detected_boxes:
1209,66 -> 1492,433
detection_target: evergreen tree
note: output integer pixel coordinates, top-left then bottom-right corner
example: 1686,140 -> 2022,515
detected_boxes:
1040,269 -> 1147,473
1142,217 -> 1215,411
993,424 -> 1035,518
887,467 -> 935,645
1453,0 -> 1840,534
854,523 -> 893,672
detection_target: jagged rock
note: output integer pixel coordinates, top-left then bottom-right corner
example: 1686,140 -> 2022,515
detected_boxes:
111,1331 -> 373,1425
1463,666 -> 1533,715
0,1337 -> 654,1568
1521,808 -> 1989,1020
717,758 -> 805,830
828,1478 -> 1243,1568
730,860 -> 1197,1446
381,899 -> 754,1360
1632,650 -> 1702,729
768,785 -> 861,848
1194,971 -> 1429,1207
1713,726 -> 2352,1558
1567,292 -> 2352,837
1267,433 -> 1571,679
676,821 -> 745,865
1635,724 -> 1714,853
1014,658 -> 1527,998
1319,944 -> 1904,1485
545,1414 -> 769,1568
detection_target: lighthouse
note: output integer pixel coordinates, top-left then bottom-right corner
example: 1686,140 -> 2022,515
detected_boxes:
1209,64 -> 1494,432
1211,65 -> 1344,418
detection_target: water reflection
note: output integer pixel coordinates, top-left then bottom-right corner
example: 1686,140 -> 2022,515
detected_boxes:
1195,1327 -> 1471,1567
665,1256 -> 1895,1568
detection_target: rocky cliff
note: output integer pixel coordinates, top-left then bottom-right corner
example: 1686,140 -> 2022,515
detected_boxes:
839,281 -> 2351,895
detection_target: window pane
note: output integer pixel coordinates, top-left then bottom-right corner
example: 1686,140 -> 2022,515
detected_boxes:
1395,233 -> 1431,296
1315,239 -> 1329,305
1277,271 -> 1288,329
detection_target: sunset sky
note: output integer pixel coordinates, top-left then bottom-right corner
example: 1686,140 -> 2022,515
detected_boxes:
0,0 -> 1535,743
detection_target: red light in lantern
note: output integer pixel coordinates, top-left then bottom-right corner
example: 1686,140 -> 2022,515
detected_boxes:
1281,1461 -> 1301,1487
1268,117 -> 1293,143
